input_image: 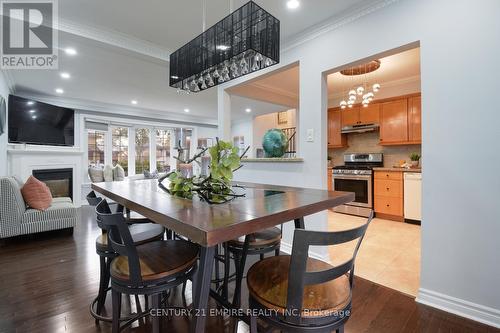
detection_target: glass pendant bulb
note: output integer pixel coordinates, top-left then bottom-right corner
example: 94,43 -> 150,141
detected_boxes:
348,104 -> 353,108
340,100 -> 347,107
347,99 -> 354,105
264,57 -> 273,67
357,86 -> 364,95
199,76 -> 207,90
206,73 -> 214,87
373,83 -> 381,92
254,53 -> 263,62
212,68 -> 220,79
251,60 -> 260,72
349,89 -> 356,97
240,57 -> 249,75
230,60 -> 239,77
349,95 -> 356,102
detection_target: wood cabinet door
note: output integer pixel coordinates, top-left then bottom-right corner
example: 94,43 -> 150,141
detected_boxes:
328,108 -> 345,148
408,96 -> 422,143
341,105 -> 360,127
359,103 -> 380,125
380,99 -> 408,144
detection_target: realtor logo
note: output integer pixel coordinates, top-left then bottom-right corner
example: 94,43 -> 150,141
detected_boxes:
1,0 -> 58,69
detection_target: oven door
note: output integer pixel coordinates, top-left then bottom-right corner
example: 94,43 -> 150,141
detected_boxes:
333,174 -> 372,208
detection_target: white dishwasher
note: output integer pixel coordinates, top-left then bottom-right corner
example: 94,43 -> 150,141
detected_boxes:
404,172 -> 422,221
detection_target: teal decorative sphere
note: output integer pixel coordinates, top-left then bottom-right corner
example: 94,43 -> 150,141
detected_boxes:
262,129 -> 288,158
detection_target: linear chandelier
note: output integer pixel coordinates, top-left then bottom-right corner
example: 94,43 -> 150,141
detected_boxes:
169,1 -> 280,93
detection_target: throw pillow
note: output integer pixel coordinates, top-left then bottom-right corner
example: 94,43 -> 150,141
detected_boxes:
113,164 -> 125,181
143,170 -> 152,179
88,166 -> 104,183
103,165 -> 114,182
21,176 -> 53,211
143,170 -> 159,179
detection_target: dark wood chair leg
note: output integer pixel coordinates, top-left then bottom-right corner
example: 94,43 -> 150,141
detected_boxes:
182,281 -> 188,307
111,289 -> 122,333
260,253 -> 264,261
152,293 -> 161,333
275,247 -> 280,256
95,256 -> 107,317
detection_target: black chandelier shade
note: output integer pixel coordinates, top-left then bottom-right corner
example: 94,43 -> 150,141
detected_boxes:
169,1 -> 280,93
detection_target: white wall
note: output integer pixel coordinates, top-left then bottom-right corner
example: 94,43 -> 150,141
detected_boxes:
0,71 -> 10,176
220,0 -> 500,327
231,119 -> 254,157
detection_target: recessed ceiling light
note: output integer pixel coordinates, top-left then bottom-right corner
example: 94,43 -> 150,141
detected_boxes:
55,88 -> 64,94
184,108 -> 190,113
287,0 -> 300,9
131,100 -> 138,105
32,115 -> 37,119
60,72 -> 71,79
29,109 -> 36,113
64,48 -> 77,56
245,108 -> 252,113
26,101 -> 35,106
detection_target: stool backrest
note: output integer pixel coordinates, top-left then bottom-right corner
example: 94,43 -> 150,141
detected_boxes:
286,211 -> 373,322
86,191 -> 103,206
96,199 -> 142,285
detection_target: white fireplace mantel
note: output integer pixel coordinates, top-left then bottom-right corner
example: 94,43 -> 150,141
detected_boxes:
7,147 -> 85,207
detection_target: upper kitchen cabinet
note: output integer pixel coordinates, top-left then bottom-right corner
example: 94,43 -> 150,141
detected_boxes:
380,98 -> 409,145
341,105 -> 360,127
408,96 -> 422,144
341,104 -> 379,127
328,108 -> 347,148
359,103 -> 380,124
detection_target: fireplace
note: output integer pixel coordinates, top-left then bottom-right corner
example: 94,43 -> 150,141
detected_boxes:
32,168 -> 73,200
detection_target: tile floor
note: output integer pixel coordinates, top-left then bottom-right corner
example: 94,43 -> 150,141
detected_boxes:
327,211 -> 421,297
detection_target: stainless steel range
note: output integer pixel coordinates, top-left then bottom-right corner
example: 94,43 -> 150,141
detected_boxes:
332,153 -> 383,217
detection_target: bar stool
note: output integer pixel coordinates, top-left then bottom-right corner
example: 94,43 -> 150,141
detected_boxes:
246,212 -> 373,333
222,227 -> 282,307
96,200 -> 199,333
87,192 -> 165,324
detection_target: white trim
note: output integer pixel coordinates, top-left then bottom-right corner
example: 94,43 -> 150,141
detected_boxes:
58,19 -> 171,61
417,288 -> 500,329
279,241 -> 328,263
283,0 -> 401,53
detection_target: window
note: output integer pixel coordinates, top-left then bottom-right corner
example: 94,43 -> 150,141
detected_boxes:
87,130 -> 105,167
135,128 -> 150,174
112,127 -> 129,176
156,129 -> 171,172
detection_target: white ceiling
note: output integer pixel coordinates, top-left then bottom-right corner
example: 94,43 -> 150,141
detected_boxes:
5,0 -> 384,124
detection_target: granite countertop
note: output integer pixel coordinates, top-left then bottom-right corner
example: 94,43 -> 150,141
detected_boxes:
373,167 -> 422,173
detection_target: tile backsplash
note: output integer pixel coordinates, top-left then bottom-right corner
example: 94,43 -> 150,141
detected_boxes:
329,131 -> 421,167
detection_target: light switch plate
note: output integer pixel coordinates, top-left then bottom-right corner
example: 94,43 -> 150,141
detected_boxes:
306,129 -> 314,142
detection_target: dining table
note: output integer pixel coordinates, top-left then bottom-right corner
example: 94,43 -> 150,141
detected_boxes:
92,178 -> 355,333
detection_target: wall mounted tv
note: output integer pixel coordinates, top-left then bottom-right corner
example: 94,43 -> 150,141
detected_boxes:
8,95 -> 75,146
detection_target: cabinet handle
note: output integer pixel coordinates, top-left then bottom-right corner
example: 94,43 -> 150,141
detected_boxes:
386,187 -> 390,191
386,204 -> 390,207
386,174 -> 389,178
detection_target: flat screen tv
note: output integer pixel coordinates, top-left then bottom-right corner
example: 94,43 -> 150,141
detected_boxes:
8,95 -> 75,146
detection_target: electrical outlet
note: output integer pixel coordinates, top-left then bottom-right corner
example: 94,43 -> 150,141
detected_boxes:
306,129 -> 314,142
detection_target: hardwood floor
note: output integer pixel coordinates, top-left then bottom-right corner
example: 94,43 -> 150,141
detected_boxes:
0,205 -> 497,333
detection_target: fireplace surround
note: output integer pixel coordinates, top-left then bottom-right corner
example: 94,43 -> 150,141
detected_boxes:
32,168 -> 73,200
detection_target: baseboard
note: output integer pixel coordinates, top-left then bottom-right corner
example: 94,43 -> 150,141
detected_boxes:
417,288 -> 500,329
279,241 -> 328,262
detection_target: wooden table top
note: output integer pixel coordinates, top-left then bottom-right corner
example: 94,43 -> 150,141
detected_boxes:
92,179 -> 355,247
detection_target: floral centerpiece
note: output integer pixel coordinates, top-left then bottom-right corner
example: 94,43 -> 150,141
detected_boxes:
158,138 -> 249,204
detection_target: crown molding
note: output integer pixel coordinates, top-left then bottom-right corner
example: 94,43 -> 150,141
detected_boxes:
328,74 -> 420,100
15,92 -> 217,126
283,0 -> 401,53
250,81 -> 299,99
58,19 -> 171,61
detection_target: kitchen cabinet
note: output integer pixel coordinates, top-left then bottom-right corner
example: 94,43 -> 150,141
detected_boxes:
341,104 -> 380,127
327,108 -> 347,148
379,98 -> 408,145
327,167 -> 333,191
374,170 -> 404,221
359,103 -> 380,124
341,106 -> 360,127
408,96 -> 422,144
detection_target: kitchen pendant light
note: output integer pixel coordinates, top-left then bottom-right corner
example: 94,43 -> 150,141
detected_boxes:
339,60 -> 382,108
169,1 -> 280,93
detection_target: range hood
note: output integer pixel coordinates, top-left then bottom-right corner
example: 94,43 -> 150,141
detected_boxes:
341,123 -> 380,134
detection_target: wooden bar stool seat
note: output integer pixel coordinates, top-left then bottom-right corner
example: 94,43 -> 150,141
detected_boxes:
228,227 -> 282,249
110,240 -> 198,284
247,256 -> 351,318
